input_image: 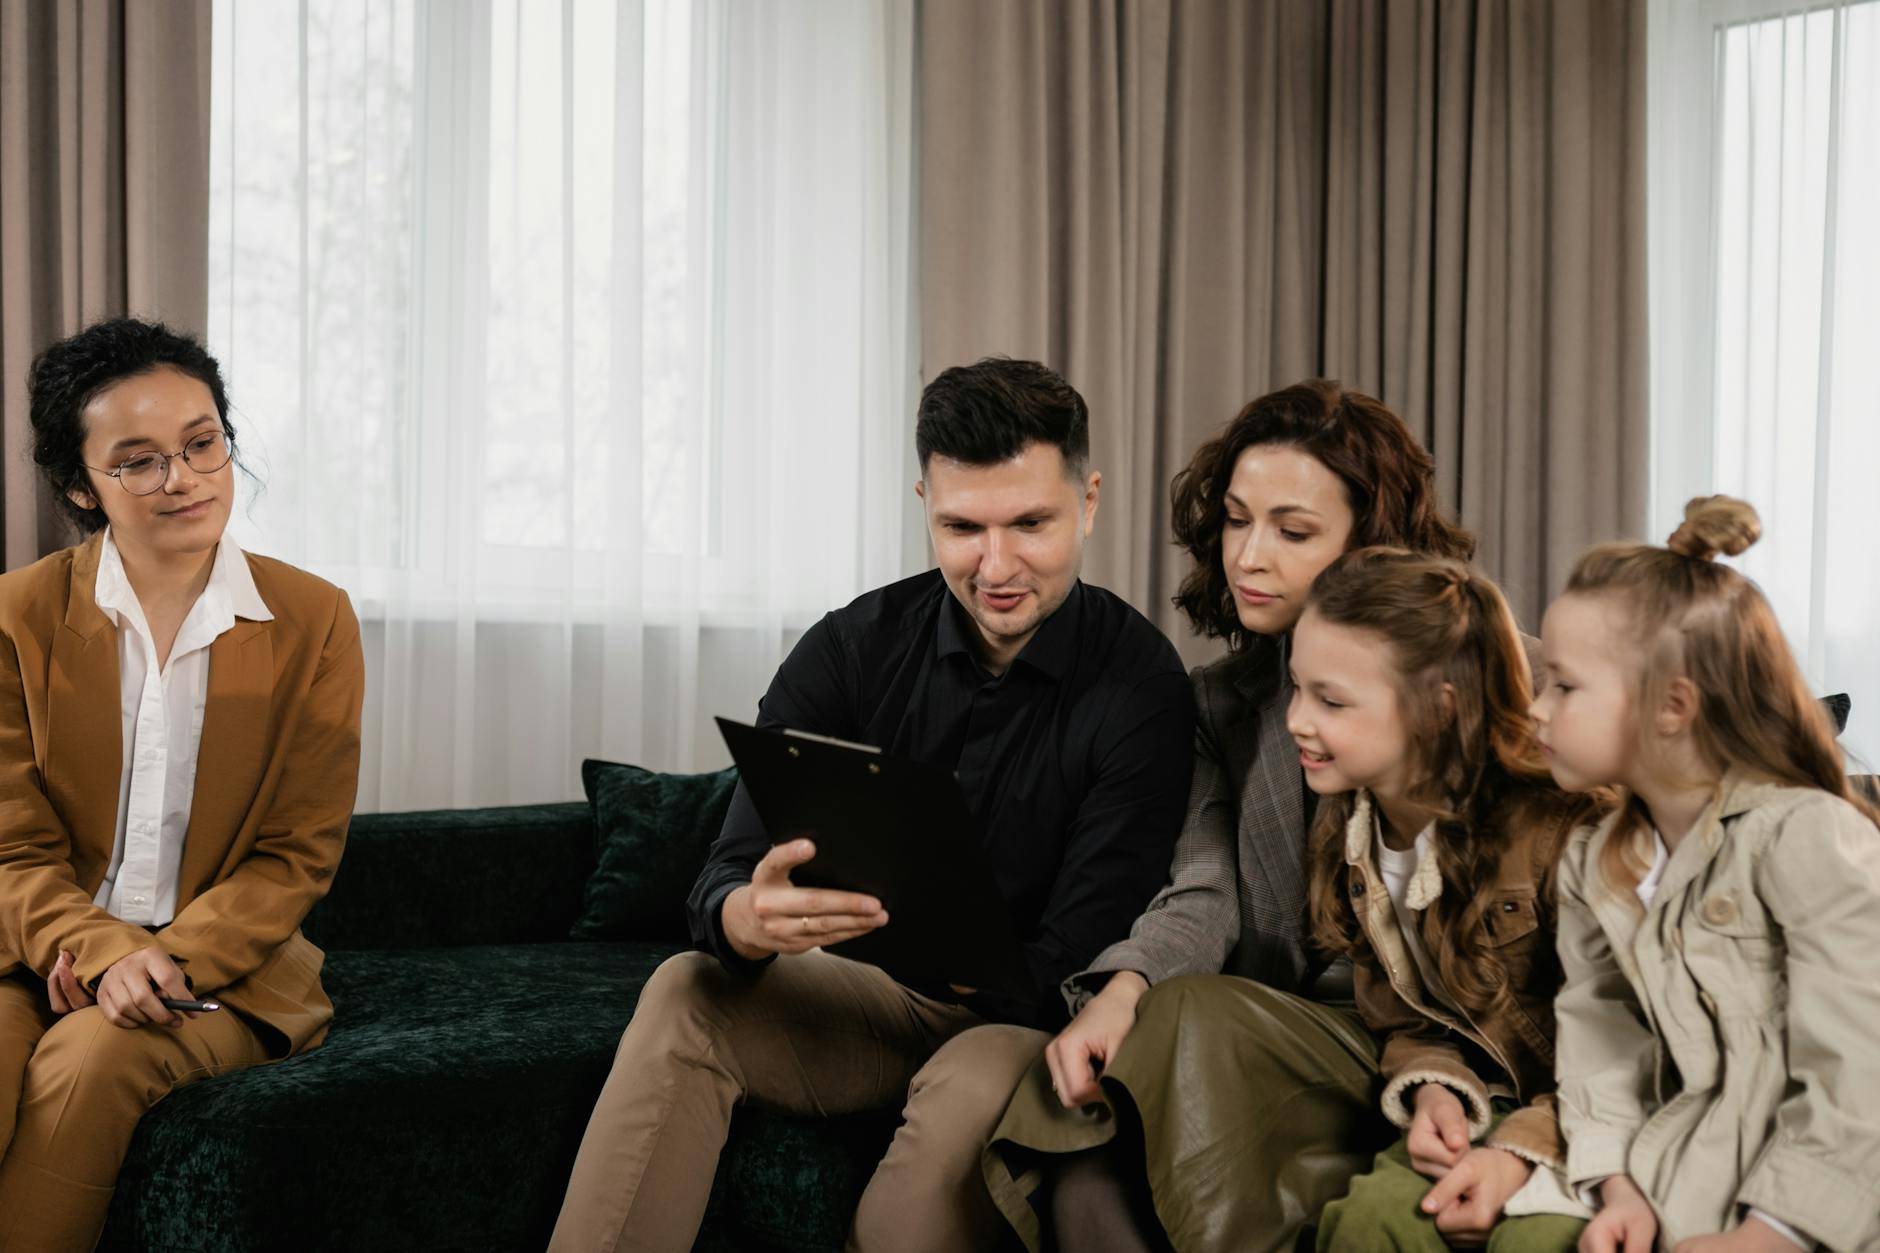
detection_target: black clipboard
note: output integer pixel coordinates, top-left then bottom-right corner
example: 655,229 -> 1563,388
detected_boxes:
716,717 -> 1032,999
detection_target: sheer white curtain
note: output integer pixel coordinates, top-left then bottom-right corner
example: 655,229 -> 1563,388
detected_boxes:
207,0 -> 921,810
1650,0 -> 1880,767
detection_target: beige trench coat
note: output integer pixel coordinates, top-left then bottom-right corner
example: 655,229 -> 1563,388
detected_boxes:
1553,773 -> 1880,1250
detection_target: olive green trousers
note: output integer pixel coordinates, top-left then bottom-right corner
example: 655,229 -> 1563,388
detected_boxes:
1316,1110 -> 1586,1253
985,975 -> 1390,1253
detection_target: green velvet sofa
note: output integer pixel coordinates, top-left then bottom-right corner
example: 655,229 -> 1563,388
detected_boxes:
97,799 -> 898,1252
89,752 -> 1880,1251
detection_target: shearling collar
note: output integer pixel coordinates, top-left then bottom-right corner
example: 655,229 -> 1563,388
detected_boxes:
1346,789 -> 1443,910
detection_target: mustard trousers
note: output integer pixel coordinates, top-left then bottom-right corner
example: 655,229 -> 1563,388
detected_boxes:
0,973 -> 268,1252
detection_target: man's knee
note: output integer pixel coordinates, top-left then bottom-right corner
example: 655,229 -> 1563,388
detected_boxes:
635,948 -> 744,1030
905,1024 -> 1049,1136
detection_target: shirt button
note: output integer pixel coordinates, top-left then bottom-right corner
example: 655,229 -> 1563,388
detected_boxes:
131,895 -> 147,906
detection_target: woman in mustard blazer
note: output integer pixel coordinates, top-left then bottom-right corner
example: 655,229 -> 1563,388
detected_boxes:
0,318 -> 363,1250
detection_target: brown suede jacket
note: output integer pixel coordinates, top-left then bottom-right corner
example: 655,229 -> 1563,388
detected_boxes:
1332,785 -> 1592,1169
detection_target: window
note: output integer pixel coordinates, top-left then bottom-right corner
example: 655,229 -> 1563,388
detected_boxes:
209,0 -> 919,805
1650,0 -> 1880,765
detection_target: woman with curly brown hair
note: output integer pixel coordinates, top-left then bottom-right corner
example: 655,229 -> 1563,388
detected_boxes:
0,319 -> 362,1249
981,379 -> 1482,1252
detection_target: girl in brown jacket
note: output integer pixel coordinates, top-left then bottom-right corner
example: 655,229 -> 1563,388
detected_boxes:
1533,497 -> 1880,1252
1294,547 -> 1602,1252
0,319 -> 364,1250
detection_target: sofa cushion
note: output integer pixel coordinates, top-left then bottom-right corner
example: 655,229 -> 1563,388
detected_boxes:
573,760 -> 739,942
104,942 -> 670,1252
103,941 -> 896,1252
305,802 -> 596,951
698,1107 -> 902,1252
1824,692 -> 1850,734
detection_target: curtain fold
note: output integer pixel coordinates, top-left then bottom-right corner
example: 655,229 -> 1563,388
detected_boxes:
920,0 -> 1647,652
0,0 -> 212,568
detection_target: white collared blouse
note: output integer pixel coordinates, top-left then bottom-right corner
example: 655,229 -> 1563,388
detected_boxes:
90,527 -> 273,925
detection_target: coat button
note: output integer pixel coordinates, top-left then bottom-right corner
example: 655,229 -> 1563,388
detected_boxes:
1701,896 -> 1738,926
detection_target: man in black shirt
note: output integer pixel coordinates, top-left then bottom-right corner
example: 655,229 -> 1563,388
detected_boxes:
551,359 -> 1194,1253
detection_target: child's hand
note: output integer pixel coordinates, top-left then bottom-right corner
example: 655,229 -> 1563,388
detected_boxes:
1672,1215 -> 1807,1253
1406,1083 -> 1471,1178
1580,1175 -> 1658,1253
1419,1146 -> 1534,1244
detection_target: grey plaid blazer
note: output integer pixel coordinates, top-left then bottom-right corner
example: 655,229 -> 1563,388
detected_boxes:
1065,634 -> 1320,1010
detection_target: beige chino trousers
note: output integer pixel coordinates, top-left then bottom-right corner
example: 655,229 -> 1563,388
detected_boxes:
549,949 -> 1049,1253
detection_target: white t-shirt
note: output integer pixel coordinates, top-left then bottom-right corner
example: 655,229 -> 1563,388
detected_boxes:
1375,830 -> 1458,1012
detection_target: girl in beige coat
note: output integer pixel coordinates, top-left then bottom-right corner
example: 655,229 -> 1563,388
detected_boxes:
1530,496 -> 1880,1253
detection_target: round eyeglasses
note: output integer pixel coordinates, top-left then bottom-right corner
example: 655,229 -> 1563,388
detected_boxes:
85,431 -> 233,496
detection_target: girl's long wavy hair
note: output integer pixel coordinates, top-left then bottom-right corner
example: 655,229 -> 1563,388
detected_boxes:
1303,547 -> 1594,1016
1566,496 -> 1880,897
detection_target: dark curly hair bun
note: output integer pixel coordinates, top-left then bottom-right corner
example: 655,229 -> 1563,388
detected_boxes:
27,318 -> 232,534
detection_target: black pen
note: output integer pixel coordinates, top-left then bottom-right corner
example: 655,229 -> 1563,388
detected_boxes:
160,996 -> 222,1013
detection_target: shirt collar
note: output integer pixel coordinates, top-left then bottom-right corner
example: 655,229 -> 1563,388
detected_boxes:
934,579 -> 1085,681
95,527 -> 274,638
214,529 -> 273,623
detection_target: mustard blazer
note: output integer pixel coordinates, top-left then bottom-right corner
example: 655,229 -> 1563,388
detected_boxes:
0,532 -> 364,1055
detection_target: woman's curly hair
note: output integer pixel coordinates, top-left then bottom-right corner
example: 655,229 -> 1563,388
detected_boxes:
1170,379 -> 1474,650
27,318 -> 234,534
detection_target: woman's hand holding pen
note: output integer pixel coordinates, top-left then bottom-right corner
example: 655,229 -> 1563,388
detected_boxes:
722,839 -> 890,960
93,948 -> 196,1029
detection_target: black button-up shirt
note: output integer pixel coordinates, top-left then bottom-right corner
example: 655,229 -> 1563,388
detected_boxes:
686,569 -> 1196,1028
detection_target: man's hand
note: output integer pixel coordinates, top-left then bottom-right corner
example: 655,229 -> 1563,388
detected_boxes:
721,839 -> 889,961
1406,1083 -> 1472,1178
1672,1217 -> 1808,1253
1419,1146 -> 1534,1246
46,950 -> 96,1015
1043,971 -> 1147,1109
95,948 -> 194,1030
1580,1175 -> 1659,1253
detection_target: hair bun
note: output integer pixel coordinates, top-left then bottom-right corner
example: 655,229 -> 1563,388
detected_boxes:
1667,495 -> 1761,560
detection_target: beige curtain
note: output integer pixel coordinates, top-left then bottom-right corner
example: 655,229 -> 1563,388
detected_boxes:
0,0 -> 213,569
920,0 -> 1647,658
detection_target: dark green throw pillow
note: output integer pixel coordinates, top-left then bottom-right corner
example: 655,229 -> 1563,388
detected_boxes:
572,759 -> 739,942
1823,692 -> 1850,734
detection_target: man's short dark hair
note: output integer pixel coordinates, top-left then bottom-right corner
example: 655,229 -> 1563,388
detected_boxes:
28,317 -> 234,534
915,357 -> 1089,479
